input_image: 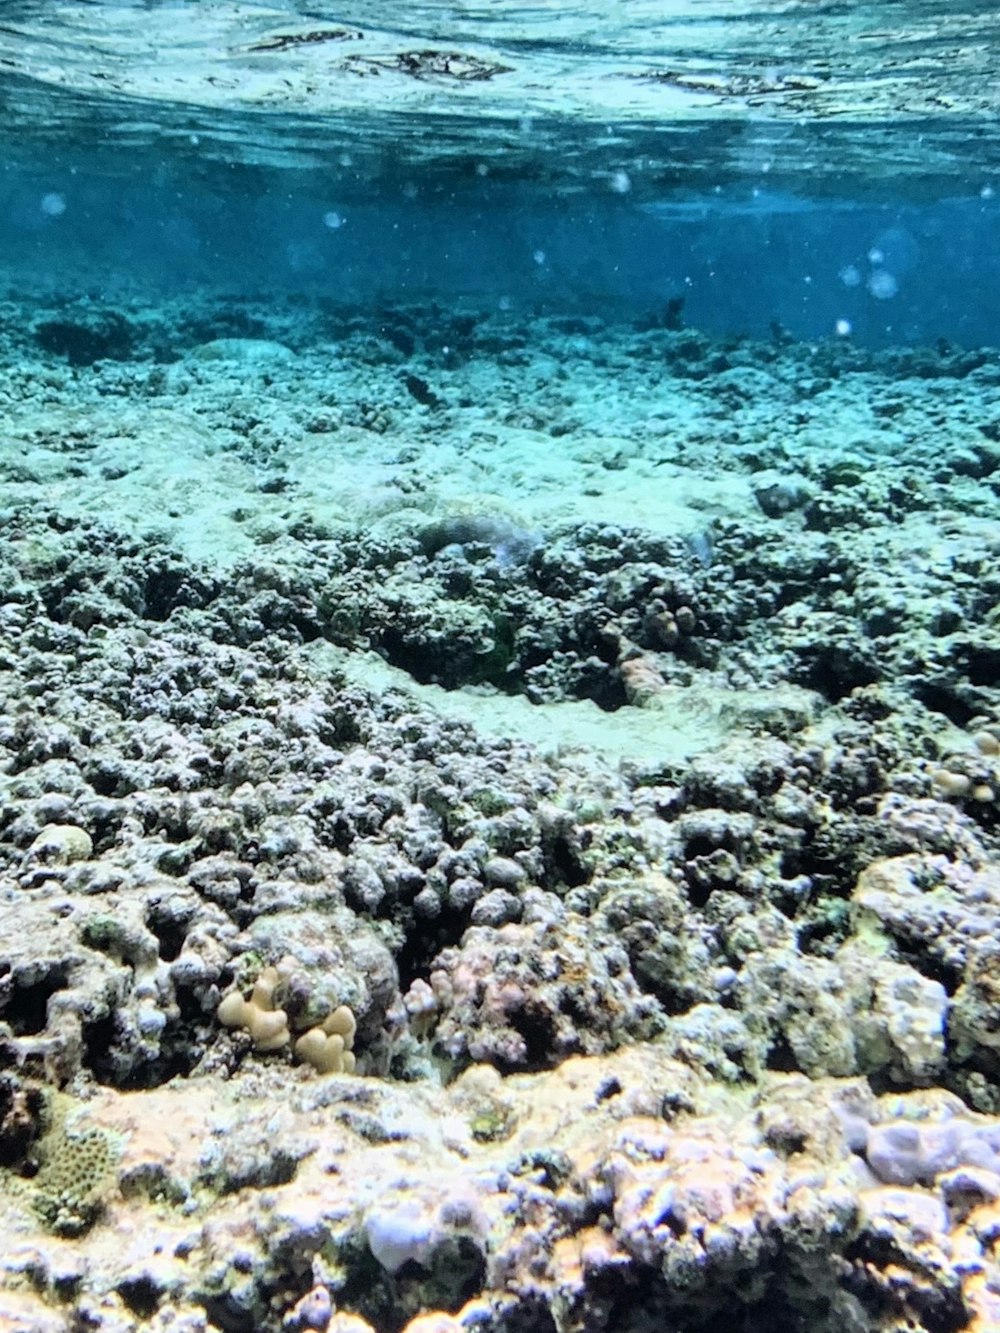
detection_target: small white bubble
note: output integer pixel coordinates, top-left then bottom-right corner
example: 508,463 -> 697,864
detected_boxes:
981,184 -> 995,200
609,170 -> 631,194
835,318 -> 852,336
475,162 -> 489,177
40,192 -> 66,217
190,134 -> 200,146
868,247 -> 884,265
867,269 -> 898,300
339,152 -> 353,168
323,210 -> 345,229
532,249 -> 546,266
498,295 -> 511,311
803,274 -> 812,284
839,264 -> 861,287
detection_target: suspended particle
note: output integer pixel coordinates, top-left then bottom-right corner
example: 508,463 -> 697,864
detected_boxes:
867,270 -> 898,300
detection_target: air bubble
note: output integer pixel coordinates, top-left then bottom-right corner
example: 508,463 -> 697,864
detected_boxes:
867,270 -> 898,300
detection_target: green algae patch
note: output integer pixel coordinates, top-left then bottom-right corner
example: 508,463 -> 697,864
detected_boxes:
30,1096 -> 123,1237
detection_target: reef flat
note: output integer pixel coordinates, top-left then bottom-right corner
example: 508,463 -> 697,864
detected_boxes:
2,291 -> 1000,1331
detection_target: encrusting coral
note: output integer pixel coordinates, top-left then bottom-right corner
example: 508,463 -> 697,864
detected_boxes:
29,1097 -> 121,1237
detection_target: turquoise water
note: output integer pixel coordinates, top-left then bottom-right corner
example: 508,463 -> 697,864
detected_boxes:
3,5 -> 1000,1333
2,1 -> 999,342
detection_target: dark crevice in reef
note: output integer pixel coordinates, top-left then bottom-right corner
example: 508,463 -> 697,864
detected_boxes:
962,642 -> 1000,688
554,1264 -> 825,1333
394,913 -> 469,994
0,1072 -> 46,1168
144,909 -> 188,964
504,1004 -> 563,1074
83,1011 -> 201,1091
117,1273 -> 164,1320
794,643 -> 883,702
764,1036 -> 801,1075
911,680 -> 980,727
81,1013 -> 118,1084
335,1236 -> 487,1333
842,1234 -> 967,1333
33,312 -> 135,366
199,1290 -> 259,1333
3,966 -> 70,1037
540,828 -> 592,889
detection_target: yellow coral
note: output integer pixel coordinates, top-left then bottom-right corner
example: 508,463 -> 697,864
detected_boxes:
218,967 -> 358,1073
217,967 -> 290,1051
295,1005 -> 357,1074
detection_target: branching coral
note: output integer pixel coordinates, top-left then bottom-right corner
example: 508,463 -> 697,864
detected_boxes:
218,958 -> 358,1074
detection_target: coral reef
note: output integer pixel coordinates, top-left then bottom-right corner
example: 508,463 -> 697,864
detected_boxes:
2,294 -> 1000,1330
